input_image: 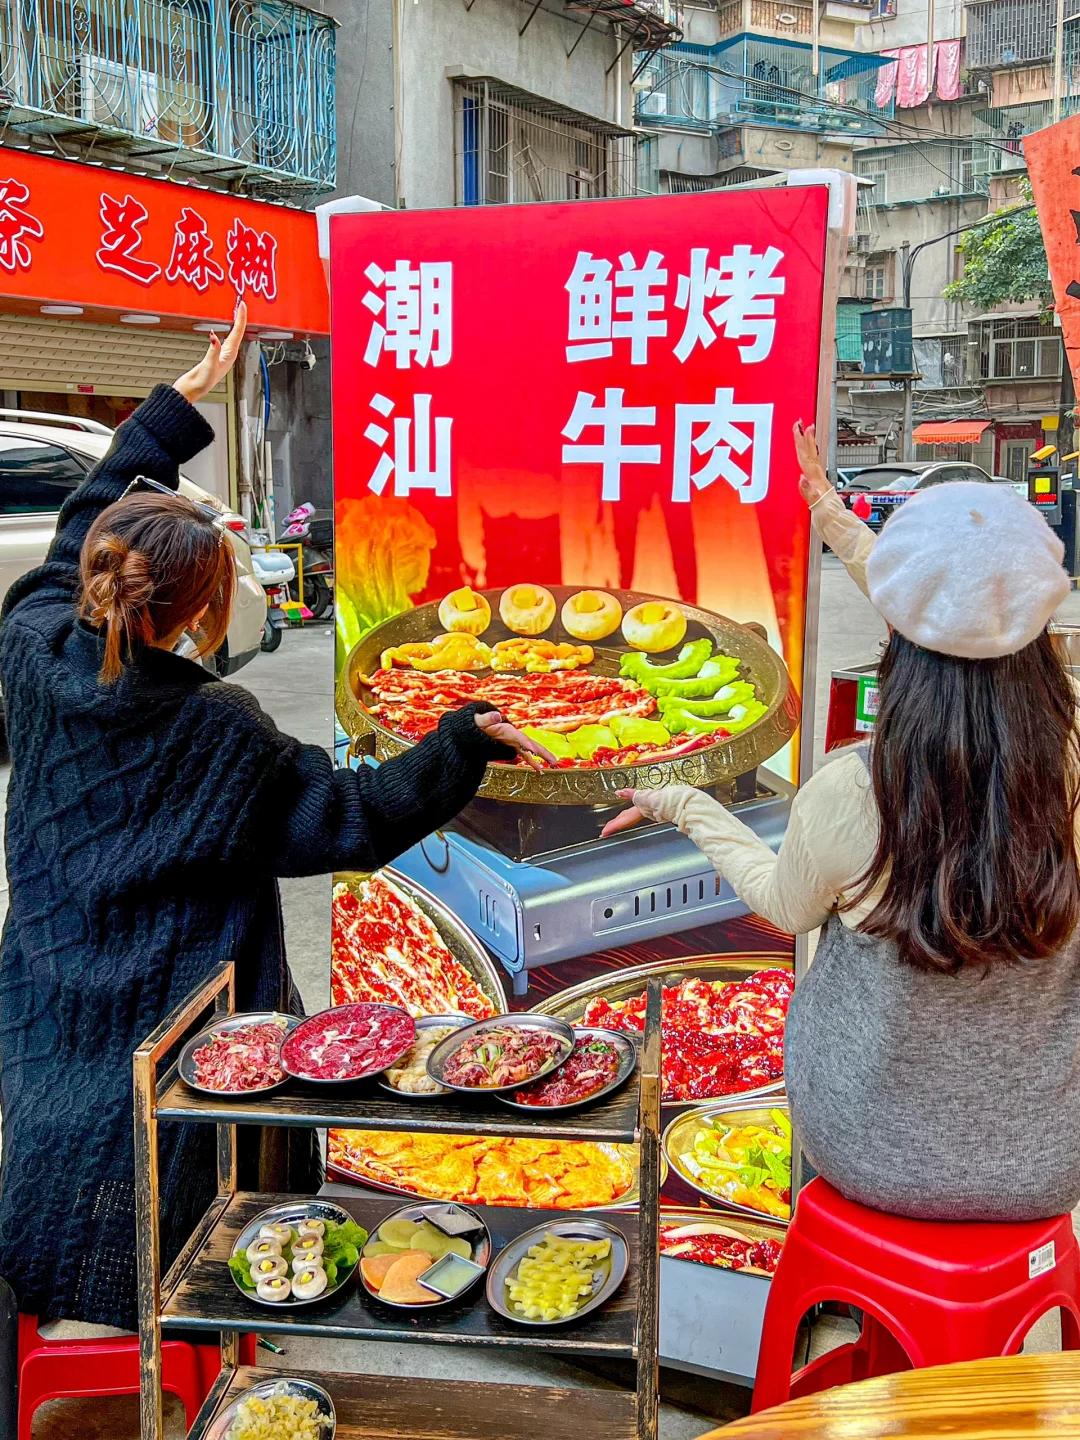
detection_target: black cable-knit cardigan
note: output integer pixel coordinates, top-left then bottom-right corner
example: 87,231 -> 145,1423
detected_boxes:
0,385 -> 512,1330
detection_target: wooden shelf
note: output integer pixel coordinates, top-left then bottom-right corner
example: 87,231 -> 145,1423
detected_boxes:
163,1191 -> 638,1357
189,1366 -> 639,1440
137,963 -> 663,1440
154,1066 -> 639,1144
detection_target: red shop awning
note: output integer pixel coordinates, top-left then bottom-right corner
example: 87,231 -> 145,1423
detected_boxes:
912,421 -> 991,445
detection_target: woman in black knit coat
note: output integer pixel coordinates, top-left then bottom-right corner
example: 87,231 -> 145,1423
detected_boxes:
0,307 -> 547,1332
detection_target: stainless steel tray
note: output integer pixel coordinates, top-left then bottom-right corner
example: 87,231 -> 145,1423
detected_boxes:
207,1377 -> 336,1439
178,1012 -> 300,1099
426,1014 -> 575,1095
229,1200 -> 361,1309
486,1218 -> 629,1327
376,1014 -> 472,1100
531,954 -> 791,1108
662,1099 -> 792,1226
333,867 -> 508,1017
494,1027 -> 637,1115
358,1201 -> 490,1310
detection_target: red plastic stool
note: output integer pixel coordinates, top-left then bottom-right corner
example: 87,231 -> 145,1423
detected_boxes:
17,1315 -> 256,1438
752,1177 -> 1080,1414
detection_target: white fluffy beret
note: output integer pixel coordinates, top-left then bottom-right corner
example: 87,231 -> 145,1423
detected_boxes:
865,481 -> 1070,659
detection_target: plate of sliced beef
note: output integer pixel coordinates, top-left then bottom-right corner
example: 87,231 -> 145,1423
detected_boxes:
279,1003 -> 416,1085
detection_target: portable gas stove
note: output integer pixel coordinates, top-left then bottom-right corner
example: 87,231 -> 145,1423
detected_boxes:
392,766 -> 793,996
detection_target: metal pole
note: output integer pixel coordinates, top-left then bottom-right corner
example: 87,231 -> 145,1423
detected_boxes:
1054,0 -> 1067,122
812,0 -> 819,79
926,0 -> 935,102
902,378 -> 913,462
635,976 -> 662,1440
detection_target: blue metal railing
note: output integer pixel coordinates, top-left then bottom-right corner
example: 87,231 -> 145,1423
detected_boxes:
0,0 -> 335,197
635,37 -> 894,136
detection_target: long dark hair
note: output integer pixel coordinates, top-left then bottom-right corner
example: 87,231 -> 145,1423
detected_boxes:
79,491 -> 236,683
850,629 -> 1080,972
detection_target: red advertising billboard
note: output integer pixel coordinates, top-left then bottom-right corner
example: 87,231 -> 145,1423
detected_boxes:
0,148 -> 327,334
328,189 -> 832,1213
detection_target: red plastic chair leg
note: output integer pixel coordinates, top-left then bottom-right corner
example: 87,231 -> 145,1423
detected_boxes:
16,1315 -> 234,1438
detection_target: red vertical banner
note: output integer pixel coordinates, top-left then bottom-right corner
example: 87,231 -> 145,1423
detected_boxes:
1027,114 -> 1080,389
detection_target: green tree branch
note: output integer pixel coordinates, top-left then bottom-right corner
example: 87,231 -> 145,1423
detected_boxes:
942,182 -> 1052,311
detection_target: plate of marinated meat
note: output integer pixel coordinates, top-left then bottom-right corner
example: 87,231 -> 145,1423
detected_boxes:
495,1027 -> 637,1114
658,1211 -> 784,1276
280,1003 -> 416,1085
426,1014 -> 574,1094
179,1012 -> 301,1098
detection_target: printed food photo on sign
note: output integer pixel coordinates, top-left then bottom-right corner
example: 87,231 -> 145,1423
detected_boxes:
327,189 -> 831,1220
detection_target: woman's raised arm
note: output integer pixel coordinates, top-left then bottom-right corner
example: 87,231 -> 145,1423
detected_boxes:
796,419 -> 876,601
2,306 -> 246,622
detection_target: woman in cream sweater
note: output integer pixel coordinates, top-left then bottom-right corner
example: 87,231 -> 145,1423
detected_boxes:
605,424 -> 1080,1222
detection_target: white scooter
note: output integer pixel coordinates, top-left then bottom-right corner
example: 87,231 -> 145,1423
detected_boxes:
250,544 -> 296,653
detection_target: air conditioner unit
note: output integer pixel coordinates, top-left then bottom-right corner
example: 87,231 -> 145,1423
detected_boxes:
855,233 -> 872,254
640,92 -> 668,116
80,55 -> 161,138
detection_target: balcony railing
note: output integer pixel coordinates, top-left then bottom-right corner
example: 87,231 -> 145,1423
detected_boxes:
0,0 -> 336,198
972,96 -> 1080,177
635,37 -> 894,134
855,141 -> 987,203
965,0 -> 1080,69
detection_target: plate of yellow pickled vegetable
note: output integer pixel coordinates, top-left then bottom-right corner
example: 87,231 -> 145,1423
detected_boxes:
210,1377 -> 335,1440
486,1218 -> 629,1326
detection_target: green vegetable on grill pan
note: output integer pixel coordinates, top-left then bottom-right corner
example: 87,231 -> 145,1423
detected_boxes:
652,656 -> 742,699
619,638 -> 715,689
656,682 -> 756,718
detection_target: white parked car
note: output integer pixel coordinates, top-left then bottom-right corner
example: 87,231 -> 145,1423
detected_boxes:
0,410 -> 266,674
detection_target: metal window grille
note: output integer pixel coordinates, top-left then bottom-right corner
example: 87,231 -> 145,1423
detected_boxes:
836,304 -> 870,363
0,0 -> 335,196
1004,442 -> 1034,479
454,78 -> 642,205
854,142 -> 985,204
965,0 -> 1080,69
972,97 -> 1080,182
914,334 -> 967,387
972,318 -> 1062,380
635,38 -> 894,133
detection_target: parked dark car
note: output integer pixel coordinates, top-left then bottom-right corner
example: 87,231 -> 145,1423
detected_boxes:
837,461 -> 996,530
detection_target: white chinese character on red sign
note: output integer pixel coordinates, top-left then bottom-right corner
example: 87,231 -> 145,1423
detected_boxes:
227,219 -> 278,301
674,245 -> 785,364
561,389 -> 661,501
673,389 -> 773,504
566,252 -> 612,362
565,250 -> 667,365
363,261 -> 452,368
165,207 -> 224,292
365,392 -> 452,496
0,179 -> 43,274
97,193 -> 161,285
